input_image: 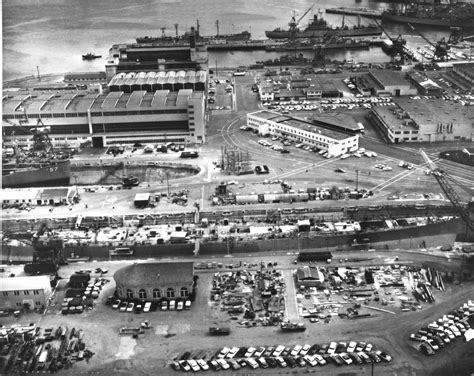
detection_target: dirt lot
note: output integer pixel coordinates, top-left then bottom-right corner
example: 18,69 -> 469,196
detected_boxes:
2,250 -> 473,376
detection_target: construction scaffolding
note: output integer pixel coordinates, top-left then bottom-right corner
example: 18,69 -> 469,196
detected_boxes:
220,146 -> 251,175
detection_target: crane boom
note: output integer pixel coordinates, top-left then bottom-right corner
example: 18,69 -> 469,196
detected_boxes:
297,5 -> 314,26
420,149 -> 474,233
407,23 -> 436,48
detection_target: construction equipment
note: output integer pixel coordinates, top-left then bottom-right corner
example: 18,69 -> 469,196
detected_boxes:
420,149 -> 474,239
448,27 -> 463,45
407,23 -> 450,62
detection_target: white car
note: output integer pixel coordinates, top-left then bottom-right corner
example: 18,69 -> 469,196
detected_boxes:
218,347 -> 231,359
327,342 -> 337,355
143,302 -> 151,312
246,358 -> 259,369
253,347 -> 266,358
290,345 -> 302,357
299,344 -> 311,356
347,341 -> 357,353
197,359 -> 209,371
126,302 -> 134,312
273,345 -> 285,357
303,355 -> 318,366
216,358 -> 230,370
244,347 -> 256,358
187,359 -> 200,372
313,354 -> 326,365
339,353 -> 353,365
178,360 -> 191,371
364,343 -> 373,352
226,347 -> 239,359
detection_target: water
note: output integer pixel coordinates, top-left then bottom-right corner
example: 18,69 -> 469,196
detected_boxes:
3,0 -> 454,81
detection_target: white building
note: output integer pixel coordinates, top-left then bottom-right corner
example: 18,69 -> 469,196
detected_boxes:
0,276 -> 52,311
247,110 -> 359,157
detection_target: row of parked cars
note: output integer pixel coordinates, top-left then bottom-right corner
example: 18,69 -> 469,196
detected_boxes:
410,300 -> 473,355
171,341 -> 392,371
111,299 -> 191,313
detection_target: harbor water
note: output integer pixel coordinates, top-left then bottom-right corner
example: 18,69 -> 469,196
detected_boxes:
3,0 -> 458,81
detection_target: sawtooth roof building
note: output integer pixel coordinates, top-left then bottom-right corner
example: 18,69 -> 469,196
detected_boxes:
2,88 -> 205,148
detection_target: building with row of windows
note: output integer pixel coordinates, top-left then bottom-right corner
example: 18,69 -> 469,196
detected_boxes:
108,70 -> 206,93
368,97 -> 474,143
1,187 -> 78,207
0,276 -> 52,311
2,88 -> 205,148
113,261 -> 195,301
247,110 -> 359,157
354,70 -> 418,97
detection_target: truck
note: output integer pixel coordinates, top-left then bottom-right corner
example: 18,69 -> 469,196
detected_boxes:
209,327 -> 231,336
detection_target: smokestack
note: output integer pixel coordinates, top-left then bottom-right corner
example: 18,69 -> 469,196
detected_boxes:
175,23 -> 179,38
190,27 -> 196,48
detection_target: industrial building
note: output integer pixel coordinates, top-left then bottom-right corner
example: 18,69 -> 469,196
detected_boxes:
406,71 -> 443,96
2,88 -> 205,148
0,276 -> 52,311
106,37 -> 208,82
1,187 -> 78,207
368,97 -> 474,143
247,110 -> 359,157
113,262 -> 195,301
354,70 -> 418,97
258,75 -> 341,101
445,63 -> 474,92
107,70 -> 206,93
294,266 -> 325,288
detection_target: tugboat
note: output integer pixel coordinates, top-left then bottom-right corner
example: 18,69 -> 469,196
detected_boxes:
122,176 -> 140,187
82,53 -> 102,60
280,321 -> 307,332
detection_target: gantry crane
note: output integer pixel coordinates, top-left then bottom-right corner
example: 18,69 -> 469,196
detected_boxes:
420,149 -> 474,240
407,23 -> 450,62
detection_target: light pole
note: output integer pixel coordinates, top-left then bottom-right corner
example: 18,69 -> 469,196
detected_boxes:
166,171 -> 170,196
355,170 -> 359,191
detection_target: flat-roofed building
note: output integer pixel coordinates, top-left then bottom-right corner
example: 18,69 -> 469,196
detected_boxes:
2,87 -> 205,147
406,71 -> 443,96
368,97 -> 474,143
247,110 -> 359,156
355,70 -> 418,96
0,276 -> 52,311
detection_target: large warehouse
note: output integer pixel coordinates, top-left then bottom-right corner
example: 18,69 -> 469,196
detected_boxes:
0,276 -> 52,311
113,262 -> 195,301
247,110 -> 359,157
368,97 -> 474,143
2,88 -> 205,148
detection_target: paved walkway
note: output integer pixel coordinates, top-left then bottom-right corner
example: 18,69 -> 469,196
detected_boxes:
282,269 -> 299,321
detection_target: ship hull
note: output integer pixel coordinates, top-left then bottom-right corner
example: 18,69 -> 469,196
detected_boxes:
265,26 -> 381,39
2,161 -> 70,188
382,13 -> 474,28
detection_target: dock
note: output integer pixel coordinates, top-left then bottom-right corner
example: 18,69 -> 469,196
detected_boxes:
326,7 -> 383,19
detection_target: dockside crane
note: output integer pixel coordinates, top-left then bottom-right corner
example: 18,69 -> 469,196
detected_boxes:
373,18 -> 409,65
407,23 -> 449,62
288,5 -> 314,40
420,149 -> 474,240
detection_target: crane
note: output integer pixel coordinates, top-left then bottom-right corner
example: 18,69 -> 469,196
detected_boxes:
420,149 -> 474,239
407,23 -> 449,62
4,116 -> 53,154
372,18 -> 408,65
288,5 -> 314,40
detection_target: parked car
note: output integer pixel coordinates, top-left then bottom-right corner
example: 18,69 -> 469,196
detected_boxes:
119,302 -> 128,312
143,302 -> 151,312
126,302 -> 134,312
197,359 -> 209,371
161,300 -> 168,311
112,300 -> 121,309
176,301 -> 184,311
187,359 -> 201,372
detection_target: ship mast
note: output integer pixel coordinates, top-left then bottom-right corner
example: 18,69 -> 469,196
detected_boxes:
216,20 -> 220,37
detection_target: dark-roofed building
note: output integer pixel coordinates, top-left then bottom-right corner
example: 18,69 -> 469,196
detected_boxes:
368,97 -> 474,143
247,110 -> 359,156
294,266 -> 325,288
2,87 -> 206,148
406,71 -> 443,96
355,70 -> 417,97
64,71 -> 106,82
113,262 -> 195,301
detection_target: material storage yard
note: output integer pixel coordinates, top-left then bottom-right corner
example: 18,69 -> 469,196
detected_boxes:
0,251 -> 473,375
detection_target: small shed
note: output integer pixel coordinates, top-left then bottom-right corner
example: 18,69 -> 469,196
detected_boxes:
134,193 -> 151,208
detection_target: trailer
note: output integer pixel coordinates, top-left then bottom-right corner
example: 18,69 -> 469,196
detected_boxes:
297,251 -> 333,263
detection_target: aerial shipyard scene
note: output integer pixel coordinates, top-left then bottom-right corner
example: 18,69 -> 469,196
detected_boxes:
1,0 -> 474,375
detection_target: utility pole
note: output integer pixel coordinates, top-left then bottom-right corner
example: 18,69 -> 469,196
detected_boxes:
36,66 -> 41,82
166,171 -> 170,196
355,170 -> 359,191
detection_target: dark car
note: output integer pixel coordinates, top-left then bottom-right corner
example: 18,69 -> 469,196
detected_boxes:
266,357 -> 278,367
